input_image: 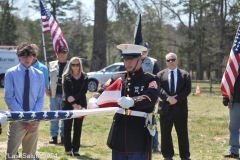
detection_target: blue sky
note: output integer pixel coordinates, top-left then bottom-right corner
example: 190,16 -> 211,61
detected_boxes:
14,0 -> 95,22
14,0 -> 184,27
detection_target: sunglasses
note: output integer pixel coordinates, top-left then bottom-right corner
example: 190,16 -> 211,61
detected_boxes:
71,63 -> 80,67
166,59 -> 176,62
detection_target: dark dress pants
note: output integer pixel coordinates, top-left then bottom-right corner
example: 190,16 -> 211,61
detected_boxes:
64,117 -> 84,152
160,106 -> 190,158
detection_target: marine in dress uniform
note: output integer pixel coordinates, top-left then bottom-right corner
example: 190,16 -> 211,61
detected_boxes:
88,44 -> 160,160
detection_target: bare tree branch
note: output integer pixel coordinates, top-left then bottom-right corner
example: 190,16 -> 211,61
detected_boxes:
161,1 -> 186,27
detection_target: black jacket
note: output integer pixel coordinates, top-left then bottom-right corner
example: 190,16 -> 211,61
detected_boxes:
62,72 -> 88,110
157,68 -> 191,115
97,68 -> 160,153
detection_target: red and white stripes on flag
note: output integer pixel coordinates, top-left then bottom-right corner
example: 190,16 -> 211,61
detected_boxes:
40,0 -> 69,54
220,25 -> 240,99
96,78 -> 122,108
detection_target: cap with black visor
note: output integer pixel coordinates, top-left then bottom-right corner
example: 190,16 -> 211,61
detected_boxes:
117,44 -> 147,72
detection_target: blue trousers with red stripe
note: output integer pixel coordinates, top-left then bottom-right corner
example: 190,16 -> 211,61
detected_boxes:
112,150 -> 149,160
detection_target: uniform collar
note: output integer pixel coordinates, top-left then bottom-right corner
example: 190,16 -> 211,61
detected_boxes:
127,67 -> 144,78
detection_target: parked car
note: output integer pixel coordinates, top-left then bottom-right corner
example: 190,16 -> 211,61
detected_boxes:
87,62 -> 125,92
0,46 -> 19,88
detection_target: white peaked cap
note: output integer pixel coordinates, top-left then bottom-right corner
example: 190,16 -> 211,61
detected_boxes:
117,44 -> 147,58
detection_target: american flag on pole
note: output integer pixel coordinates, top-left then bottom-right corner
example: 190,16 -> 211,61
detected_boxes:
220,25 -> 240,98
40,0 -> 69,54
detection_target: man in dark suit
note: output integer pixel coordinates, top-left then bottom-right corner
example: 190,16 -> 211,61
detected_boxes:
157,52 -> 192,160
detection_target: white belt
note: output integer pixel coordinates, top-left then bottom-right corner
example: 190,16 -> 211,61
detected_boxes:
116,108 -> 148,118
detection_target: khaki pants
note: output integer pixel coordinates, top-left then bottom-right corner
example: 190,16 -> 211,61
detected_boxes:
6,121 -> 39,160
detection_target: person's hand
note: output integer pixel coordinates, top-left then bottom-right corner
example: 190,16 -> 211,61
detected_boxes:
25,121 -> 38,131
68,96 -> 75,103
45,88 -> 51,97
72,104 -> 80,110
168,95 -> 177,105
72,104 -> 82,110
222,96 -> 229,106
87,97 -> 99,109
92,92 -> 100,98
117,96 -> 134,109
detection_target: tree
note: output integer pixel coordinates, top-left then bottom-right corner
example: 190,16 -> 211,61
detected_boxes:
30,0 -> 75,22
142,4 -> 164,69
90,0 -> 108,71
0,0 -> 17,45
106,2 -> 137,65
61,1 -> 92,70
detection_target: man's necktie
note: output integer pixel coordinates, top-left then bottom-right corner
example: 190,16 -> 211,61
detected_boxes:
23,69 -> 30,111
170,71 -> 175,95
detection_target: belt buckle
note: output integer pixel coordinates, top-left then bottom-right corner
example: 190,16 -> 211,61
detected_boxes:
125,109 -> 131,115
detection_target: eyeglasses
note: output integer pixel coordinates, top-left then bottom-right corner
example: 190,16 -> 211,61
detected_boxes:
166,59 -> 176,62
71,63 -> 80,67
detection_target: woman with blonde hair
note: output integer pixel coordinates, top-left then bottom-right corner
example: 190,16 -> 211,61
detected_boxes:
61,57 -> 88,156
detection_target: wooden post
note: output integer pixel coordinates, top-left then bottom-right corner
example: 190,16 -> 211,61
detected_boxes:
210,77 -> 212,93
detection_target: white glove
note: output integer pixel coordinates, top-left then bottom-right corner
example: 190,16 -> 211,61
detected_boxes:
87,97 -> 99,109
0,113 -> 7,126
117,96 -> 134,109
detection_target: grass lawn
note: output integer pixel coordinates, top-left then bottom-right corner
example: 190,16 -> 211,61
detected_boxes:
0,88 -> 231,160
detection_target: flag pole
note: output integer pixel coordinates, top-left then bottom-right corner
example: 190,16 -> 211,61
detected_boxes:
38,0 -> 48,67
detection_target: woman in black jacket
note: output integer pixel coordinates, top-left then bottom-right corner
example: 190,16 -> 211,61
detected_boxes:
61,57 -> 88,157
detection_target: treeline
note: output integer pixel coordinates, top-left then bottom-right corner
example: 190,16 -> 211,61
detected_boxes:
0,0 -> 240,80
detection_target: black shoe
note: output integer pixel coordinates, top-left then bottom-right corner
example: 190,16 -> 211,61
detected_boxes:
164,158 -> 173,160
73,152 -> 80,156
60,137 -> 64,144
49,136 -> 57,144
224,152 -> 239,158
66,151 -> 72,156
181,158 -> 191,160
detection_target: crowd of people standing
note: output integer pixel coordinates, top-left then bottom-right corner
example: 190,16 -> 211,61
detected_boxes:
2,41 -> 236,160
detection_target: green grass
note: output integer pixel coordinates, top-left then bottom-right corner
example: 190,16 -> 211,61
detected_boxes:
0,88 -> 231,160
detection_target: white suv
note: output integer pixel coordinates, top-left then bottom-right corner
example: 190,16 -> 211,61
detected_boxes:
87,62 -> 125,92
